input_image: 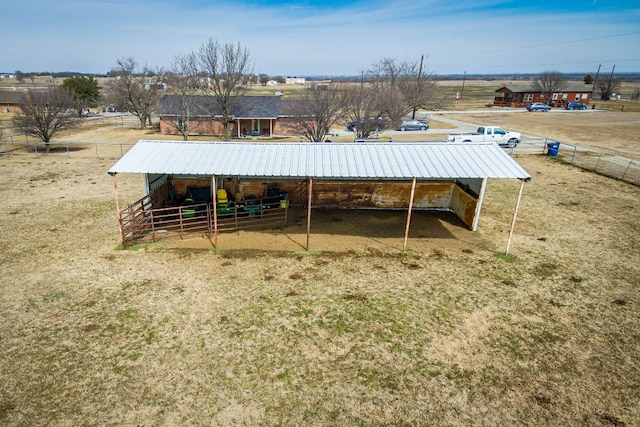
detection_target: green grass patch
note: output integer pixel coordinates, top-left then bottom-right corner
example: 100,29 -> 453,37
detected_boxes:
494,252 -> 518,262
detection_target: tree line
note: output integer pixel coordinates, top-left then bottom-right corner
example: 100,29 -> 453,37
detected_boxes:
10,38 -> 445,145
8,38 -> 627,147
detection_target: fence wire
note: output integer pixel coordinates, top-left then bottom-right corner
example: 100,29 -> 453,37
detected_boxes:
2,136 -> 639,187
0,141 -> 134,159
505,138 -> 639,186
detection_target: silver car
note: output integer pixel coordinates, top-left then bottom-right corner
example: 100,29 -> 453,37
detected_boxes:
398,120 -> 429,131
527,102 -> 551,112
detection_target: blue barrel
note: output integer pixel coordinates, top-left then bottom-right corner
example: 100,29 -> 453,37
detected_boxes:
547,142 -> 560,156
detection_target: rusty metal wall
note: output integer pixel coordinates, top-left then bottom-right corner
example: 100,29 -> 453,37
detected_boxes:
164,178 -> 480,227
311,181 -> 455,209
449,185 -> 478,228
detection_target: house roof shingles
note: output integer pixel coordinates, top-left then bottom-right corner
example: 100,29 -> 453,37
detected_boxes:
0,90 -> 25,105
496,85 -> 593,94
156,95 -> 296,119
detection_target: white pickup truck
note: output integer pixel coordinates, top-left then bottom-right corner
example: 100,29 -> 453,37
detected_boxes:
447,126 -> 521,148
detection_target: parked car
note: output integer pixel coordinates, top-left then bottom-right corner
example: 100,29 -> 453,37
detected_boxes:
346,117 -> 384,132
398,120 -> 429,131
565,102 -> 587,110
527,102 -> 551,112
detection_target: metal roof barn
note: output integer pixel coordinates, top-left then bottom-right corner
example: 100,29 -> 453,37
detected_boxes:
108,140 -> 531,253
108,140 -> 531,180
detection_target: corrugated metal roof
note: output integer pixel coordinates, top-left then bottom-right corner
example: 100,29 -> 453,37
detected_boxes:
108,140 -> 531,181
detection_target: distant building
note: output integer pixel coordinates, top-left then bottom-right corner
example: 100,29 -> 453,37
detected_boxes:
0,90 -> 24,113
156,94 -> 304,138
144,82 -> 168,91
285,77 -> 305,85
493,85 -> 593,108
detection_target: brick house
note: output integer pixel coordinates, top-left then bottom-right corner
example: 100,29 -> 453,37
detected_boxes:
156,94 -> 301,138
493,85 -> 593,108
0,90 -> 25,113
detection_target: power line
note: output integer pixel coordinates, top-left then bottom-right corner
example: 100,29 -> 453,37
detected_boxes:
431,58 -> 639,71
444,32 -> 640,56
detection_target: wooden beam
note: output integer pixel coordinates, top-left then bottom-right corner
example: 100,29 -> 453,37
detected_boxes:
306,176 -> 313,251
403,177 -> 417,253
472,177 -> 488,232
212,174 -> 218,248
111,174 -> 125,247
505,179 -> 525,255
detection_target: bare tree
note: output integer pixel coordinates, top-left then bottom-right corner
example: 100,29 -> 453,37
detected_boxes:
598,68 -> 621,101
397,57 -> 444,118
342,79 -> 389,139
366,57 -> 442,127
631,88 -> 640,102
196,39 -> 253,139
598,78 -> 622,101
107,57 -> 166,128
12,88 -> 78,151
532,70 -> 567,105
365,59 -> 407,127
162,52 -> 202,140
283,83 -> 344,142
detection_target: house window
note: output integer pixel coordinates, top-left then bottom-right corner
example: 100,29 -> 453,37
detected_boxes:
562,93 -> 568,101
582,93 -> 589,99
540,94 -> 545,99
524,94 -> 533,102
552,93 -> 558,101
575,94 -> 580,101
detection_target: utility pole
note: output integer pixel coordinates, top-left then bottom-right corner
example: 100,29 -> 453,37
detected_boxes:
607,64 -> 616,100
608,64 -> 616,86
592,64 -> 601,93
412,55 -> 425,119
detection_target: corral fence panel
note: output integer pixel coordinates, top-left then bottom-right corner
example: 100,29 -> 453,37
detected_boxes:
118,192 -> 289,247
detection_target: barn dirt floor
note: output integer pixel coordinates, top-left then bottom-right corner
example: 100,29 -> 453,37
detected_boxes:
162,208 -> 484,254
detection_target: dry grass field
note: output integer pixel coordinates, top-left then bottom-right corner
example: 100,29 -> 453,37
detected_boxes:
438,110 -> 640,159
1,90 -> 639,425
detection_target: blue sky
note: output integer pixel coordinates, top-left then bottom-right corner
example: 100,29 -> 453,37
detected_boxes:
1,0 -> 639,76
